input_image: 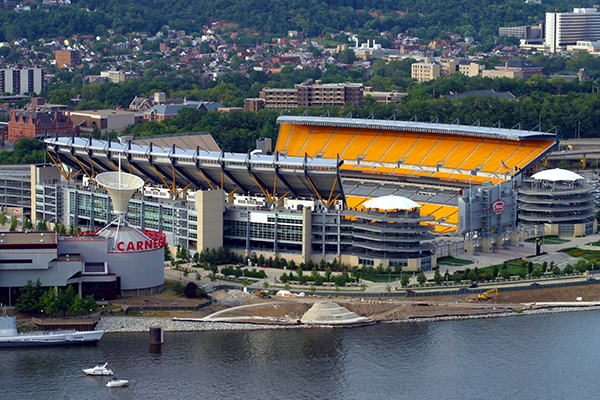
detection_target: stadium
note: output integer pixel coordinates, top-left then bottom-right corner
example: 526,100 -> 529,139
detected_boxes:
32,114 -> 579,277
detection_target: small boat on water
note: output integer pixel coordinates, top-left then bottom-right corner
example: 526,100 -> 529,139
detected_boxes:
83,362 -> 114,376
106,377 -> 129,387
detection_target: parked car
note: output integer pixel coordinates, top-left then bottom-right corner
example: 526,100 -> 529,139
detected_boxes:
530,282 -> 541,287
468,283 -> 478,288
405,290 -> 415,294
587,277 -> 597,282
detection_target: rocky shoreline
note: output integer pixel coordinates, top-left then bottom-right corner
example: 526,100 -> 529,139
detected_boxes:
96,305 -> 600,333
96,317 -> 307,332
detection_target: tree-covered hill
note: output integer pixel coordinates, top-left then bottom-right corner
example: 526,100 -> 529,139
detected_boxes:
0,0 -> 597,42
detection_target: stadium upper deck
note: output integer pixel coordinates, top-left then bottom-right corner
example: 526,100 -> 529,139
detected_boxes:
43,136 -> 345,203
276,116 -> 557,185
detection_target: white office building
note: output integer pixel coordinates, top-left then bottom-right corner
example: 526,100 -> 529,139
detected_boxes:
546,8 -> 600,52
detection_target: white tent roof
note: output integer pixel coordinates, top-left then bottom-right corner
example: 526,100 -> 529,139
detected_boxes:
531,168 -> 583,182
362,195 -> 421,210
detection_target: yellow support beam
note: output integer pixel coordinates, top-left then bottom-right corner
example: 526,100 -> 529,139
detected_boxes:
225,187 -> 239,199
46,151 -> 69,180
326,177 -> 338,207
327,193 -> 341,208
176,182 -> 193,197
250,173 -> 272,203
67,169 -> 82,181
172,166 -> 176,195
152,165 -> 177,196
199,169 -> 215,190
306,175 -> 326,207
74,156 -> 97,186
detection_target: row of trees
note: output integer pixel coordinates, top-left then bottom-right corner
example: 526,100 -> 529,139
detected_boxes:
15,279 -> 98,317
0,0 -> 568,42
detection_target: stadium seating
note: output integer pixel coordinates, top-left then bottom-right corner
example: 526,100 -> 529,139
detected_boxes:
281,124 -> 313,156
404,134 -> 443,165
298,126 -> 338,157
442,137 -> 483,169
380,132 -> 422,163
420,135 -> 462,166
365,133 -> 402,162
341,130 -> 378,159
459,139 -> 502,170
321,127 -> 360,158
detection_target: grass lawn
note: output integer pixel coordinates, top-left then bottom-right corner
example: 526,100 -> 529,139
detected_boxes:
437,256 -> 473,266
561,248 -> 600,262
525,235 -> 570,245
475,259 -> 540,275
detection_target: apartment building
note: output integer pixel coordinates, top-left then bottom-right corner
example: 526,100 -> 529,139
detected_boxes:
499,24 -> 544,40
411,59 -> 457,82
258,80 -> 364,109
0,68 -> 43,95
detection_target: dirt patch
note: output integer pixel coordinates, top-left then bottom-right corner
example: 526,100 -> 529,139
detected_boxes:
103,284 -> 600,323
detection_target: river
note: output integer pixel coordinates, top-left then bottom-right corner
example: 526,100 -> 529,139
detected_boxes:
2,310 -> 600,399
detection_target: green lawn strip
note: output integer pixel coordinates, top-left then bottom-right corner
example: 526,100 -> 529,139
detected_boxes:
437,256 -> 473,266
562,248 -> 600,262
524,235 -> 569,245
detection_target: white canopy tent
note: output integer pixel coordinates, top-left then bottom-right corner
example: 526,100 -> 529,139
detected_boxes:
531,168 -> 583,182
362,195 -> 421,210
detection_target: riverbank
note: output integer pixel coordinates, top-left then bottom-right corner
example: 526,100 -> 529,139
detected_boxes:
96,304 -> 600,333
96,316 -> 306,333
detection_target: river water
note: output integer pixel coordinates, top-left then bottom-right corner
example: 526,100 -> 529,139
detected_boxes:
2,310 -> 600,400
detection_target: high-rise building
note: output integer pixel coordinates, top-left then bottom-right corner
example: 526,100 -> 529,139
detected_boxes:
0,68 -> 43,95
545,8 -> 600,52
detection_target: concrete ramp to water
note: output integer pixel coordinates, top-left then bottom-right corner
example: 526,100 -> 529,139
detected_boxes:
300,302 -> 370,326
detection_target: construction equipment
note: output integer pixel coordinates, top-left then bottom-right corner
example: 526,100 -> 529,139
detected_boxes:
478,288 -> 498,300
254,290 -> 271,299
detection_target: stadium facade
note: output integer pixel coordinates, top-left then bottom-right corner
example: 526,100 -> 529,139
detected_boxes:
36,115 -> 563,264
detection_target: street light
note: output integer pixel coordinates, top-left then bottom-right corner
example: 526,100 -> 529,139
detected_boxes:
578,120 -> 581,140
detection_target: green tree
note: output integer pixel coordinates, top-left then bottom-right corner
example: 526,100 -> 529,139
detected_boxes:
38,288 -> 58,317
15,279 -> 44,313
56,286 -> 77,318
552,266 -> 561,275
401,273 -> 410,287
417,271 -> 427,285
164,245 -> 173,262
433,267 -> 442,285
85,295 -> 98,314
36,219 -> 48,231
176,244 -> 188,263
0,212 -> 7,225
67,295 -> 87,316
9,216 -> 17,231
563,264 -> 574,275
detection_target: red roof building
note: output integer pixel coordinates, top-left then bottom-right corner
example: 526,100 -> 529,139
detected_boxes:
8,110 -> 75,142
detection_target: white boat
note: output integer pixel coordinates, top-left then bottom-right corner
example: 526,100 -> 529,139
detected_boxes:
83,362 -> 114,376
106,377 -> 129,387
0,315 -> 104,348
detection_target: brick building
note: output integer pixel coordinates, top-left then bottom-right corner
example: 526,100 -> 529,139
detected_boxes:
258,80 -> 364,109
55,49 -> 80,69
8,111 -> 75,142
